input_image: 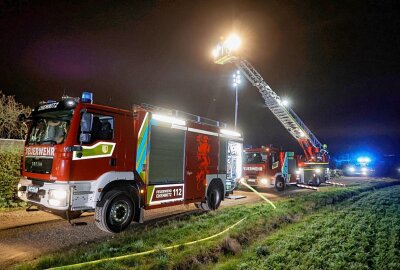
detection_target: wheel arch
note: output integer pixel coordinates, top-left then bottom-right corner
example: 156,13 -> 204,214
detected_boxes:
94,172 -> 144,208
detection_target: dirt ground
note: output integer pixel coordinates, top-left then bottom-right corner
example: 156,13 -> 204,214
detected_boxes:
0,177 -> 368,269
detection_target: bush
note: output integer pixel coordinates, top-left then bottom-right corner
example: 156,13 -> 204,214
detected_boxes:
0,150 -> 23,208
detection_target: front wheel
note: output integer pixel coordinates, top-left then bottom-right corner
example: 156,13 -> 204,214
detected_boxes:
275,176 -> 285,192
312,176 -> 321,187
95,190 -> 136,233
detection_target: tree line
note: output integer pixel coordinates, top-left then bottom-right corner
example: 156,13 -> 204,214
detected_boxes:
0,91 -> 30,139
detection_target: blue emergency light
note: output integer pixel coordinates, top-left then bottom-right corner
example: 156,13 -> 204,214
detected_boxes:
357,157 -> 371,164
81,92 -> 93,103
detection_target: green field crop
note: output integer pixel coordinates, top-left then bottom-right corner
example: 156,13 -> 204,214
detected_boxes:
14,180 -> 400,270
215,186 -> 400,270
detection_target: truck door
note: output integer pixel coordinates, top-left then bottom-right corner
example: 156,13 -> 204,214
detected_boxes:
269,151 -> 280,176
184,131 -> 218,201
70,111 -> 118,180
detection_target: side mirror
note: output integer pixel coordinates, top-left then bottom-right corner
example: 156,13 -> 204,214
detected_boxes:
79,133 -> 91,144
79,112 -> 93,144
81,112 -> 93,133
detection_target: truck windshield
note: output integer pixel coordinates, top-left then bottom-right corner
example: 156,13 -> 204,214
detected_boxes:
244,152 -> 268,164
27,110 -> 73,145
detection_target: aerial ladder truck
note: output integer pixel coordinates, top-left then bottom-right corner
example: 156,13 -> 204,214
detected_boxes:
212,34 -> 330,189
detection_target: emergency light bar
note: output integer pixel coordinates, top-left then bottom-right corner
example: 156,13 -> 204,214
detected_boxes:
152,114 -> 186,126
81,91 -> 93,103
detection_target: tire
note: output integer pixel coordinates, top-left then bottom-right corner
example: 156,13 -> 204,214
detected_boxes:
57,210 -> 82,220
312,176 -> 321,187
196,181 -> 223,211
275,176 -> 285,192
207,181 -> 223,210
95,190 -> 136,233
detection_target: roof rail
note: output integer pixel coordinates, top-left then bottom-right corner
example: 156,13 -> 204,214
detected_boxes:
135,103 -> 228,128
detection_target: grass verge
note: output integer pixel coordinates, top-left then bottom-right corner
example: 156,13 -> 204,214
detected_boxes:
214,185 -> 400,270
14,179 -> 400,270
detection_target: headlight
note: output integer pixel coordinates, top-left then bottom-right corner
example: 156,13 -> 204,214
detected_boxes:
348,166 -> 356,172
315,168 -> 321,174
260,178 -> 268,185
361,167 -> 368,172
48,189 -> 68,207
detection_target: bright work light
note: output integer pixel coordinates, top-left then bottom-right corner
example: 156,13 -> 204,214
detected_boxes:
224,34 -> 241,51
220,129 -> 241,137
152,114 -> 186,126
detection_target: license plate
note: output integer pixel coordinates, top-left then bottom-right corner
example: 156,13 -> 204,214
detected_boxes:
27,186 -> 39,193
247,179 -> 256,182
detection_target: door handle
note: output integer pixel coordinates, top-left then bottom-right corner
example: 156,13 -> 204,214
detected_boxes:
110,158 -> 117,166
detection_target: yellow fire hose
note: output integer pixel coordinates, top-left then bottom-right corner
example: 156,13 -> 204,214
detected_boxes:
239,181 -> 277,209
47,183 -> 276,270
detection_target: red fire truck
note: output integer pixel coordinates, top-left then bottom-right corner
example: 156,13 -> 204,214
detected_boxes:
17,93 -> 243,233
241,146 -> 298,191
213,36 -> 330,190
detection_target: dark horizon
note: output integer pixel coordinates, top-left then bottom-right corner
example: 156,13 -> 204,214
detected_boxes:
1,0 -> 399,156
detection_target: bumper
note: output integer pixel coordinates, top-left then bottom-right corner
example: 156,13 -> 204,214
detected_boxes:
18,178 -> 71,211
242,177 -> 275,188
17,178 -> 96,212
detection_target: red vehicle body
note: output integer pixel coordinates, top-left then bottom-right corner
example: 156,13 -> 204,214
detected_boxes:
241,146 -> 298,191
241,145 -> 329,191
18,95 -> 243,232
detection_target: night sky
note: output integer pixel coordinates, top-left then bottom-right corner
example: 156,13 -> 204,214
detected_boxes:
1,0 -> 399,156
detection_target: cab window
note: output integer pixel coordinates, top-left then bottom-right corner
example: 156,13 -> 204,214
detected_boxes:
80,114 -> 114,144
270,152 -> 278,169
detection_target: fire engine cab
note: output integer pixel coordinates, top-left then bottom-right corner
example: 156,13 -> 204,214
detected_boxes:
17,93 -> 243,233
241,146 -> 297,191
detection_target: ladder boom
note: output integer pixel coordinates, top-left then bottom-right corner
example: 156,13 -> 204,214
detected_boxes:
234,58 -> 322,149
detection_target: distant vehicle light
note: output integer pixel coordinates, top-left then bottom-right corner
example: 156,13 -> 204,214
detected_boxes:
348,166 -> 356,172
361,167 -> 368,172
357,157 -> 371,163
220,129 -> 241,137
81,91 -> 93,104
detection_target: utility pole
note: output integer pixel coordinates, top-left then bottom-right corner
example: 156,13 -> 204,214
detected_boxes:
232,70 -> 241,129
